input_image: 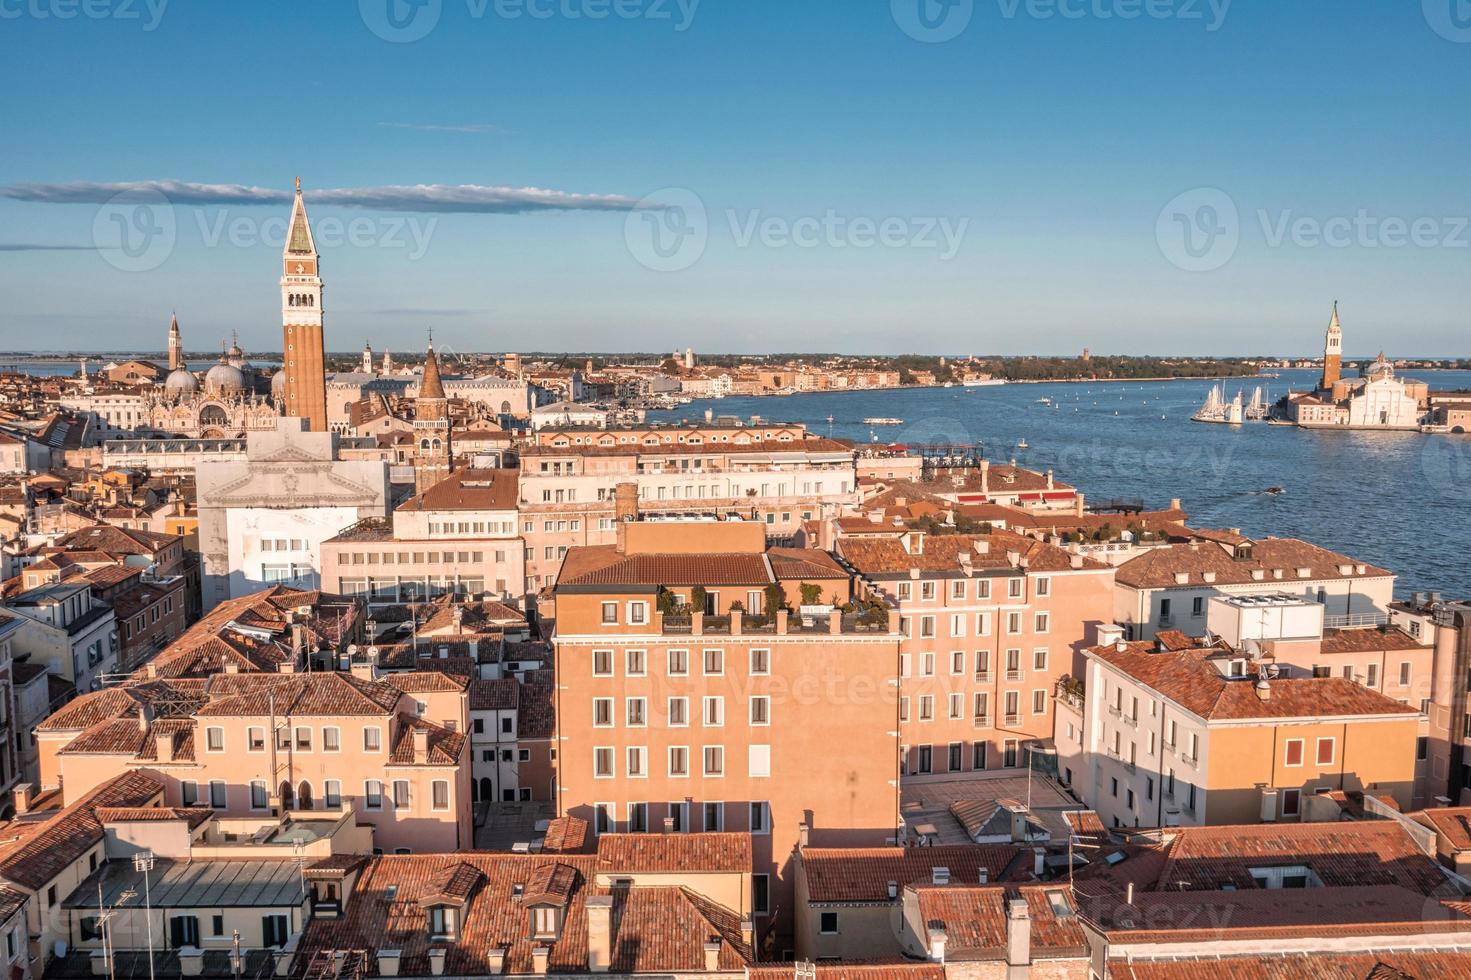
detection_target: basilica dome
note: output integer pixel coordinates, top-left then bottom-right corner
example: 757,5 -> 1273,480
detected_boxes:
205,360 -> 246,394
270,369 -> 287,399
164,368 -> 199,396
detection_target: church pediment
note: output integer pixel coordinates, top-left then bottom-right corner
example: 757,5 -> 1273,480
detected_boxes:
205,463 -> 383,508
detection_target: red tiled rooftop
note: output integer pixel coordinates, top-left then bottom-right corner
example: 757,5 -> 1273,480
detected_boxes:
557,548 -> 774,588
594,833 -> 751,874
801,846 -> 1022,903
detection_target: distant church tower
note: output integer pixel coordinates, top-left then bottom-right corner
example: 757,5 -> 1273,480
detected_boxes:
362,341 -> 375,375
413,339 -> 452,493
382,350 -> 393,374
168,313 -> 183,371
280,178 -> 328,432
1321,301 -> 1343,392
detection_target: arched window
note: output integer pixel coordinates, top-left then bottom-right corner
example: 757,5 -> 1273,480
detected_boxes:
420,439 -> 431,451
500,401 -> 511,415
297,781 -> 313,810
279,781 -> 294,810
432,439 -> 441,451
478,777 -> 493,802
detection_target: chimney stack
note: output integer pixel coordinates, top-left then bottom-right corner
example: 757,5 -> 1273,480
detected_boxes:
413,727 -> 430,763
927,924 -> 947,963
702,940 -> 721,972
585,895 -> 613,973
12,784 -> 34,816
1006,897 -> 1032,968
797,823 -> 810,848
155,732 -> 173,764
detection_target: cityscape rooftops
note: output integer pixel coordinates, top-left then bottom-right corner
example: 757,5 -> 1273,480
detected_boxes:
1116,537 -> 1390,589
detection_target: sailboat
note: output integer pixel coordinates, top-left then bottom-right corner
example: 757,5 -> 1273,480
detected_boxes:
1245,386 -> 1270,421
1192,385 -> 1245,424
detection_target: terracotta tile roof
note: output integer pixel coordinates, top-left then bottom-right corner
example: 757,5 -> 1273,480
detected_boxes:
196,673 -> 404,718
801,846 -> 1022,903
384,671 -> 469,694
470,678 -> 519,712
0,884 -> 27,925
915,884 -> 1087,959
595,833 -> 751,874
1116,538 -> 1390,590
0,770 -> 162,889
557,548 -> 774,589
766,547 -> 849,580
58,718 -> 148,755
54,523 -> 178,556
523,861 -> 579,906
749,965 -> 943,980
517,679 -> 555,740
388,715 -> 466,766
395,469 -> 519,513
94,806 -> 211,829
421,861 -> 485,906
1090,642 -> 1421,721
305,854 -> 367,878
1153,820 -> 1450,894
541,817 -> 591,855
1409,806 -> 1471,853
839,531 -> 1104,577
1319,626 -> 1431,654
1087,885 -> 1471,944
299,853 -> 751,976
1110,951 -> 1471,979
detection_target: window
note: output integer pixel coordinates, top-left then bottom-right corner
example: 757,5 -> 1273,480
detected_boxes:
750,696 -> 770,725
749,801 -> 770,834
1033,648 -> 1048,671
393,780 -> 411,809
593,698 -> 614,727
921,652 -> 936,676
250,780 -> 269,809
594,747 -> 615,778
325,780 -> 342,809
951,579 -> 967,600
918,696 -> 934,721
601,602 -> 618,624
432,780 -> 450,810
749,744 -> 771,778
364,727 -> 382,752
180,780 -> 198,806
628,602 -> 648,626
948,693 -> 963,719
920,616 -> 936,638
1008,578 -> 1024,599
593,650 -> 613,676
323,726 -> 341,752
753,874 -> 771,915
820,911 -> 839,935
209,780 -> 227,809
626,650 -> 646,676
951,650 -> 965,674
1285,737 -> 1304,767
920,581 -> 936,601
703,802 -> 724,831
626,697 -> 647,727
704,696 -> 725,727
703,746 -> 725,776
627,746 -> 647,777
948,742 -> 963,772
667,649 -> 689,675
917,745 -> 932,774
1034,613 -> 1050,634
1399,662 -> 1412,686
1282,789 -> 1302,817
205,727 -> 225,752
1032,689 -> 1047,715
897,582 -> 912,601
626,802 -> 648,833
703,648 -> 724,675
668,746 -> 689,777
1316,737 -> 1336,766
750,648 -> 770,675
668,697 -> 688,727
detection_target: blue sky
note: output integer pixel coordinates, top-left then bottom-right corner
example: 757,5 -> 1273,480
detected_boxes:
2,0 -> 1469,355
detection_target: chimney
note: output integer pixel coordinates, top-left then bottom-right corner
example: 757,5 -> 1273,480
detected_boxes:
137,702 -> 154,733
702,939 -> 721,972
886,880 -> 898,899
1032,847 -> 1046,878
12,784 -> 34,816
978,867 -> 988,885
1075,492 -> 1085,517
980,458 -> 990,493
798,823 -> 810,848
927,924 -> 947,963
1125,882 -> 1135,905
1255,678 -> 1271,702
428,951 -> 446,977
1009,807 -> 1029,844
585,895 -> 613,973
1170,498 -> 1182,511
662,816 -> 676,834
487,948 -> 508,975
154,732 -> 173,764
532,946 -> 549,975
1070,553 -> 1084,569
739,920 -> 753,949
1006,897 -> 1031,968
413,727 -> 430,763
1046,470 -> 1054,490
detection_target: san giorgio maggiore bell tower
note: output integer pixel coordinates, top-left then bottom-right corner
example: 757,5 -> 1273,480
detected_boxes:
280,178 -> 328,432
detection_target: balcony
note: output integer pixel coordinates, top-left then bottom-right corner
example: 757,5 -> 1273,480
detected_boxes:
974,671 -> 993,683
1120,714 -> 1138,729
972,715 -> 991,729
1005,669 -> 1023,682
1003,713 -> 1021,727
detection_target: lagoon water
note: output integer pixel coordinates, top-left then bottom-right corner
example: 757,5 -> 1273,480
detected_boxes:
650,368 -> 1471,600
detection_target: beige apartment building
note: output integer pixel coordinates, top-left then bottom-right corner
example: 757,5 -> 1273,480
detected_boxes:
1390,594 -> 1471,804
320,468 -> 525,607
36,670 -> 472,854
1057,623 -> 1423,829
519,423 -> 859,592
838,529 -> 1114,779
550,520 -> 904,952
